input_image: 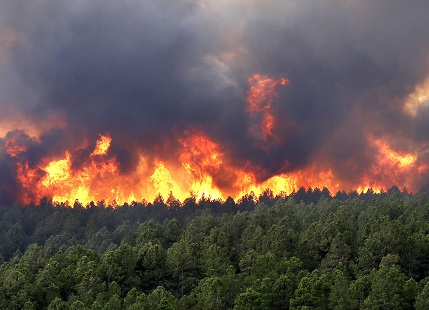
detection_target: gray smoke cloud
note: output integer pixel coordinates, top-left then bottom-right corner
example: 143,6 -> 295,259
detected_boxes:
1,0 -> 429,203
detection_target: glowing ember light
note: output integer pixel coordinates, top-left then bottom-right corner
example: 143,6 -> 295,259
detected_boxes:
247,74 -> 289,140
5,140 -> 26,157
3,130 -> 32,158
0,113 -> 66,140
16,162 -> 45,204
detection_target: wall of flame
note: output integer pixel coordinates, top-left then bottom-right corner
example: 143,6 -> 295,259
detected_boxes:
3,74 -> 428,205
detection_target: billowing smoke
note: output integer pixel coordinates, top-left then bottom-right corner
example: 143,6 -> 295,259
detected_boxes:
1,1 -> 429,204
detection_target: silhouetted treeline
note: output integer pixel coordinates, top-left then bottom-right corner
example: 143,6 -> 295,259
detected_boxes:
1,186 -> 429,309
0,186 -> 409,260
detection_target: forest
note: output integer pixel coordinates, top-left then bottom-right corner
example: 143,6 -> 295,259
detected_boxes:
1,187 -> 429,309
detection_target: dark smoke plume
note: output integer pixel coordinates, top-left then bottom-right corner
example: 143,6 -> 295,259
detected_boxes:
1,1 -> 429,203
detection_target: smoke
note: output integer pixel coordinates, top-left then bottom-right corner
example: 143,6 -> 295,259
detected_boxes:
1,0 -> 429,203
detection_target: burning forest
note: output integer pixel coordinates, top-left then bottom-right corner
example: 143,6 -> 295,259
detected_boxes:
2,1 -> 429,206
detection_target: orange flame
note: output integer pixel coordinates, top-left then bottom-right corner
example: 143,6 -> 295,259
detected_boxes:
178,132 -> 223,178
9,73 -> 429,206
247,74 -> 289,141
177,131 -> 223,200
355,136 -> 427,193
12,130 -> 429,206
372,138 -> 416,168
16,134 -> 132,205
5,139 -> 27,157
90,134 -> 112,156
233,165 -> 338,199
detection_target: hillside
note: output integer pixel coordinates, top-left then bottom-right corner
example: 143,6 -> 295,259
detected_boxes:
1,189 -> 429,309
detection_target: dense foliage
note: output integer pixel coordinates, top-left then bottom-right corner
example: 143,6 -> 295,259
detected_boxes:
1,187 -> 429,309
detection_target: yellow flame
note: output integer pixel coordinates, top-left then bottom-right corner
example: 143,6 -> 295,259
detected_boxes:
91,134 -> 112,156
356,186 -> 382,194
42,153 -> 72,185
372,139 -> 416,168
150,162 -> 183,201
404,76 -> 429,117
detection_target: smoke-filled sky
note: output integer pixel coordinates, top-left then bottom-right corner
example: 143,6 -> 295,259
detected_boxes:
1,1 -> 429,204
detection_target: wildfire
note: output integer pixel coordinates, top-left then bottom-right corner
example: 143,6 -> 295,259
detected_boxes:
355,136 -> 426,193
372,138 -> 416,168
5,140 -> 26,158
177,131 -> 224,200
178,132 -> 222,178
150,162 -> 182,201
43,153 -> 73,185
8,129 -> 429,206
90,134 -> 112,156
247,74 -> 289,141
4,73 -> 429,206
15,134 -> 128,205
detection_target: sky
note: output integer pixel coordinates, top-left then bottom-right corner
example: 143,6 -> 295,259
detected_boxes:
1,1 -> 429,204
